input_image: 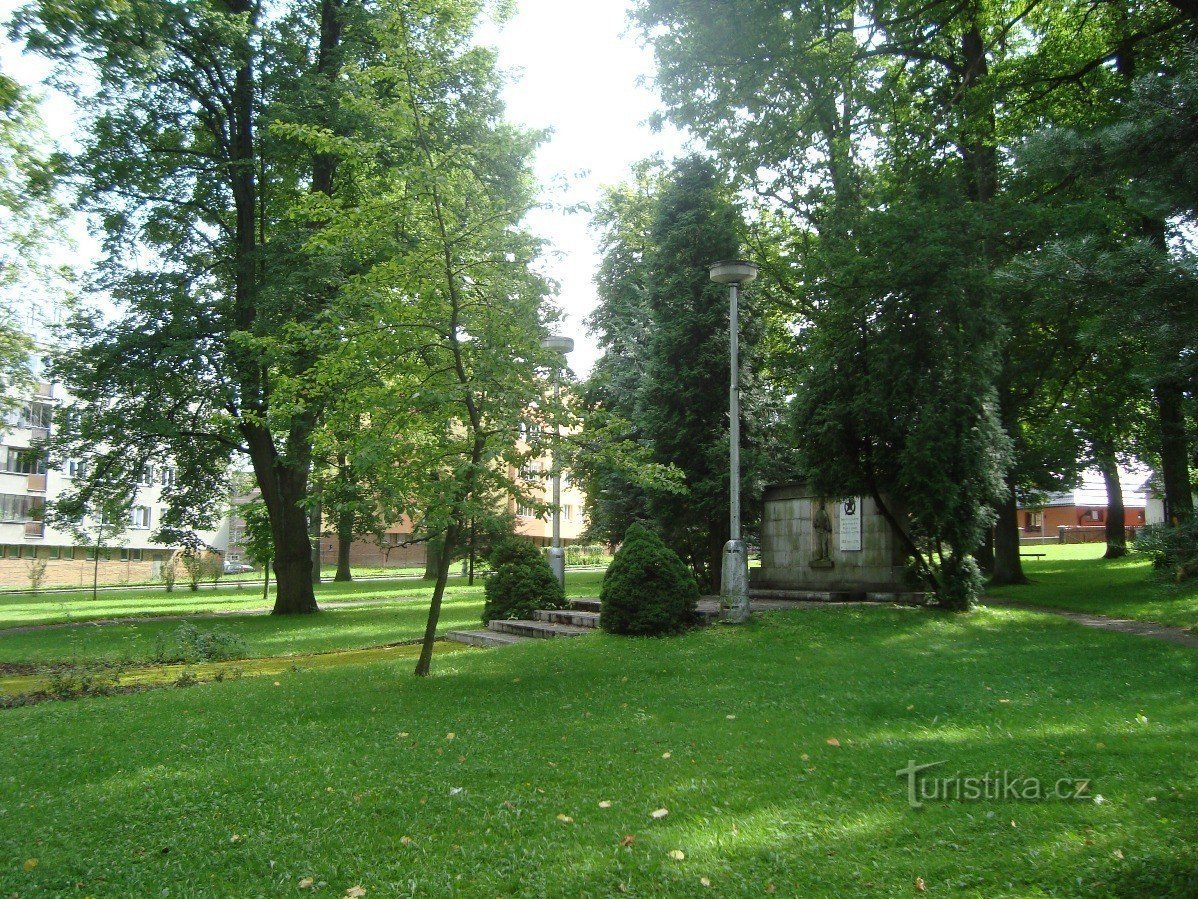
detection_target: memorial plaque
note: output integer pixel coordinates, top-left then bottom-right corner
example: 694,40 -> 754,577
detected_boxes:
839,496 -> 862,552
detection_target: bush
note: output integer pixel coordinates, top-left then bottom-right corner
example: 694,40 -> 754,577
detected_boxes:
168,623 -> 250,663
482,538 -> 567,623
1133,520 -> 1198,581
600,524 -> 699,636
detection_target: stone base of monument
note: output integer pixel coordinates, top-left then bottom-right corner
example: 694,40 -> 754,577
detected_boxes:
752,482 -> 926,603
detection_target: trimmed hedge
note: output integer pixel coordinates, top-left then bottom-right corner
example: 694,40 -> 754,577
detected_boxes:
600,524 -> 699,635
482,538 -> 567,623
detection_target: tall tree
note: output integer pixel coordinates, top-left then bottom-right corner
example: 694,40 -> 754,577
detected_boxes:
15,0 -> 375,613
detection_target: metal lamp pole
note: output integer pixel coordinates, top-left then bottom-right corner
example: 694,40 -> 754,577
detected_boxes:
541,335 -> 574,587
709,260 -> 758,622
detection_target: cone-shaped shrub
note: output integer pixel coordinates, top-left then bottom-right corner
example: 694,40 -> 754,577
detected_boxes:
600,523 -> 700,635
482,538 -> 566,624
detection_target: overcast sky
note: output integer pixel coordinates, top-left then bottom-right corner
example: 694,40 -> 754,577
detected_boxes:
1,0 -> 688,375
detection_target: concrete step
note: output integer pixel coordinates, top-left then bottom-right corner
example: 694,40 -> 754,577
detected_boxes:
571,598 -> 601,613
747,588 -> 929,605
487,619 -> 592,639
534,608 -> 600,628
445,629 -> 531,649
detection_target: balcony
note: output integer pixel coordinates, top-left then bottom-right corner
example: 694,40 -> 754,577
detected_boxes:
27,473 -> 47,493
24,520 -> 45,539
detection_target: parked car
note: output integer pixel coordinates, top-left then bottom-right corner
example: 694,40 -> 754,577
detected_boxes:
222,561 -> 255,575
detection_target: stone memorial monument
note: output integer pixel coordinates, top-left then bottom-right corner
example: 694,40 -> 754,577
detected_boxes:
750,482 -> 923,602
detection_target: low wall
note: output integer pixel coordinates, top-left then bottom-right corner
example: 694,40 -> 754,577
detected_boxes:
0,559 -> 159,590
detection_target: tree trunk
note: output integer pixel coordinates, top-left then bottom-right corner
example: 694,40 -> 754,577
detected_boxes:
264,459 -> 319,615
335,507 -> 353,581
991,475 -> 1029,585
415,520 -> 459,677
1154,379 -> 1194,525
423,535 -> 443,580
309,496 -> 323,586
1097,453 -> 1127,558
976,527 -> 995,573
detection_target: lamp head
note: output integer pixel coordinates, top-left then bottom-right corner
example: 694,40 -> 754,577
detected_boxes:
708,260 -> 758,285
541,335 -> 575,354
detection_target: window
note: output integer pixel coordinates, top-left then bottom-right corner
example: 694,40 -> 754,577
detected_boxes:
160,467 -> 176,487
67,459 -> 89,479
137,465 -> 154,486
562,504 -> 574,522
49,546 -> 61,560
3,545 -> 18,558
130,506 -> 152,529
19,402 -> 53,430
516,504 -> 536,519
0,494 -> 40,523
119,548 -> 129,562
63,547 -> 75,561
2,447 -> 46,475
1024,511 -> 1042,530
22,545 -> 36,559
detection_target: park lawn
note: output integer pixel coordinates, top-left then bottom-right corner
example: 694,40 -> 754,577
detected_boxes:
987,543 -> 1198,631
1,606 -> 1195,897
0,571 -> 606,668
0,570 -> 607,630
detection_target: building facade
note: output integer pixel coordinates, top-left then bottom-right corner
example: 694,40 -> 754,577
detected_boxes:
1,306 -> 229,588
1017,469 -> 1147,545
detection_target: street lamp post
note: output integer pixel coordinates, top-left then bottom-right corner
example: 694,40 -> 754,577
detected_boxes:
709,259 -> 758,623
541,335 -> 574,587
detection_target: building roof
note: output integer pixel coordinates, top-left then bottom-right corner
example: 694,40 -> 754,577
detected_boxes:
1036,468 -> 1148,509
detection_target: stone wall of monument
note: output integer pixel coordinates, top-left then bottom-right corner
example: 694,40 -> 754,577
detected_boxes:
752,482 -> 909,594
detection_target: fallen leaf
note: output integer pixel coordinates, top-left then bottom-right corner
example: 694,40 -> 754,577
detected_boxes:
598,800 -> 613,809
669,849 -> 686,861
662,752 -> 672,759
298,877 -> 314,889
397,732 -> 409,738
800,753 -> 810,762
915,876 -> 927,891
1112,849 -> 1124,860
230,834 -> 241,843
345,887 -> 366,899
23,859 -> 37,872
998,698 -> 1011,704
445,732 -> 456,741
1096,742 -> 1105,749
725,714 -> 736,720
400,836 -> 413,846
620,834 -> 636,847
512,677 -> 521,683
700,876 -> 711,887
906,705 -> 914,711
556,814 -> 574,824
651,808 -> 669,819
765,884 -> 776,894
826,738 -> 840,747
449,787 -> 463,796
273,681 -> 281,687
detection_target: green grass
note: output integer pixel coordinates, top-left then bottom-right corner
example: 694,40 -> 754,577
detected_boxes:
1,569 -> 607,629
988,544 -> 1198,631
0,572 -> 606,669
1,605 -> 1194,896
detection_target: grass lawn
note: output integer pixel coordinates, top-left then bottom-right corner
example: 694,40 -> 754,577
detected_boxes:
1,605 -> 1194,897
0,572 -> 606,669
0,570 -> 607,630
987,544 -> 1198,631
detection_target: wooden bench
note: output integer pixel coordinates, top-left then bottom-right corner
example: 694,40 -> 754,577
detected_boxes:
1020,552 -> 1047,559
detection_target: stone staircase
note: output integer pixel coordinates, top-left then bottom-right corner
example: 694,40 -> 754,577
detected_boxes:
445,598 -> 601,649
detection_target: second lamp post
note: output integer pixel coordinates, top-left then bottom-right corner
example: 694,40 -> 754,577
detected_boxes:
540,335 -> 574,587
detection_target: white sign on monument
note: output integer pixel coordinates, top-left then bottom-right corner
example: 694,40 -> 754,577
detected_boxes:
839,497 -> 862,552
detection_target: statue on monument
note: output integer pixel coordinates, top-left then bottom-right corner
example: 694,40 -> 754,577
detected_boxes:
811,498 -> 834,568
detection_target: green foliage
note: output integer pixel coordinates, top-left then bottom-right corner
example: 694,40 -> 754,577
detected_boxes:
599,524 -> 699,636
152,623 -> 250,664
1134,521 -> 1198,582
579,157 -> 786,589
481,540 -> 566,623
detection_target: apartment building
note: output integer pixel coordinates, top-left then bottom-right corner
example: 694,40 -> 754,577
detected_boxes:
1,302 -> 229,588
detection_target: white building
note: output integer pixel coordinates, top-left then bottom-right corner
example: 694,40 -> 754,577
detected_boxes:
1,301 -> 229,588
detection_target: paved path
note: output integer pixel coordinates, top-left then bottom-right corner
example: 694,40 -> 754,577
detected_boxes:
982,597 -> 1198,648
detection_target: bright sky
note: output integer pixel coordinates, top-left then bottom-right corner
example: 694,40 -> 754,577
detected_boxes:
1,0 -> 688,375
